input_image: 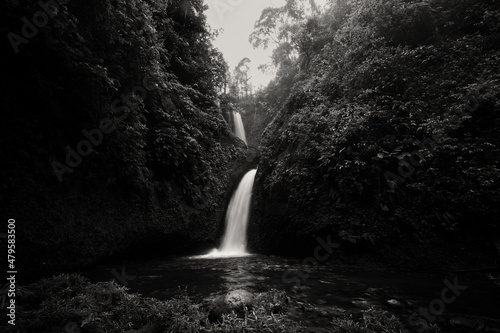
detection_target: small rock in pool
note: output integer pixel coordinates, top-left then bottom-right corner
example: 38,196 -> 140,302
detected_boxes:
292,285 -> 311,292
225,289 -> 254,307
387,299 -> 404,307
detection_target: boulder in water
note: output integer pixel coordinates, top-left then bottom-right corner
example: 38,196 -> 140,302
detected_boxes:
206,289 -> 254,323
225,289 -> 254,307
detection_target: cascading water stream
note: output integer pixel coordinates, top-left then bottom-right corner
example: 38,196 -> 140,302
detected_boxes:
233,112 -> 247,145
199,169 -> 257,258
219,169 -> 256,253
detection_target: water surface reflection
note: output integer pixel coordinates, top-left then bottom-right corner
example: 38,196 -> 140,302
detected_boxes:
82,254 -> 500,330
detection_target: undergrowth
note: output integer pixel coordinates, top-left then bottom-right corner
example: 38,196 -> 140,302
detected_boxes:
1,274 -> 412,333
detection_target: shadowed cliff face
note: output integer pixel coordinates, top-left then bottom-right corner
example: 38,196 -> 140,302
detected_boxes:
0,0 -> 253,281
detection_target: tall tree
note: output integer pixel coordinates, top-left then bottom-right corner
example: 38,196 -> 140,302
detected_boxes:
234,57 -> 252,99
249,0 -> 327,70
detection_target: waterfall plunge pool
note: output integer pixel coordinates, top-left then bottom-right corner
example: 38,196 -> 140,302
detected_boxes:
82,253 -> 500,330
81,169 -> 500,329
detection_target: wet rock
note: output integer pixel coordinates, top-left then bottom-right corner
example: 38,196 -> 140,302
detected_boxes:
300,302 -> 316,311
207,289 -> 254,323
225,289 -> 254,307
291,285 -> 311,293
351,299 -> 370,308
386,298 -> 404,307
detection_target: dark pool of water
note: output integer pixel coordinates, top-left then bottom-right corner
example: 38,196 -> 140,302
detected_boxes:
82,253 -> 500,330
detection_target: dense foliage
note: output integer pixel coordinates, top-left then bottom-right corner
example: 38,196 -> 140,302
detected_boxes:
0,0 -> 245,279
1,273 -> 411,333
252,0 -> 500,259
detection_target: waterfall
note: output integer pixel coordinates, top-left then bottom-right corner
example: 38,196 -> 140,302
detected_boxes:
219,169 -> 256,254
233,112 -> 247,145
197,169 -> 257,258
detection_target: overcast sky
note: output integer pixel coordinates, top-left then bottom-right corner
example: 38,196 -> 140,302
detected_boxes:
204,0 -> 286,91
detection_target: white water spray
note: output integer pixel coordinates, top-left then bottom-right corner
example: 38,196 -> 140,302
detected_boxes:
219,169 -> 256,254
233,112 -> 247,145
197,169 -> 257,258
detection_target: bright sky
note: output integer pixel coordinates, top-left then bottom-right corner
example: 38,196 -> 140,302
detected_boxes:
204,0 -> 286,91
